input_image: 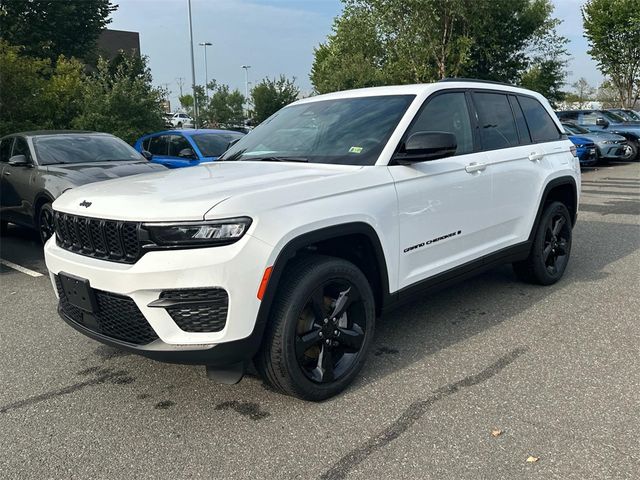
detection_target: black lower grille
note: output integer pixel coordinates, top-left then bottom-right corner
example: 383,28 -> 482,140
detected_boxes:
160,288 -> 228,333
54,212 -> 141,264
56,276 -> 158,345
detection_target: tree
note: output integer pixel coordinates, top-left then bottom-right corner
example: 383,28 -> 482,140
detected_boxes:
0,0 -> 116,63
311,0 -> 565,94
201,82 -> 245,128
73,53 -> 166,144
568,77 -> 596,108
251,76 -> 300,123
583,0 -> 640,108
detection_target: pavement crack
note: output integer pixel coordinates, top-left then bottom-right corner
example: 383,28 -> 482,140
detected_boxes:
319,346 -> 529,480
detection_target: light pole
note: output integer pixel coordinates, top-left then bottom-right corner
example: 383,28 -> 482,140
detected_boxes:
187,0 -> 198,127
199,42 -> 213,101
242,65 -> 251,119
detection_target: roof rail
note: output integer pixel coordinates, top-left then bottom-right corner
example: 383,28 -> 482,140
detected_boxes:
438,77 -> 515,87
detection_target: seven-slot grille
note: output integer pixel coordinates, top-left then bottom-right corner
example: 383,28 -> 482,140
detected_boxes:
54,212 -> 141,263
55,276 -> 158,345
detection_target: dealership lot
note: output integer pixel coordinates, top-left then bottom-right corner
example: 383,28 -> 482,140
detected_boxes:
1,163 -> 639,479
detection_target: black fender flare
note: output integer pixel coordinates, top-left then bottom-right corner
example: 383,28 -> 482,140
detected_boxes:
527,176 -> 578,242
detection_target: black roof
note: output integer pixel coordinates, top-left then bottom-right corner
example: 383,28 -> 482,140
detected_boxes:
3,130 -> 100,138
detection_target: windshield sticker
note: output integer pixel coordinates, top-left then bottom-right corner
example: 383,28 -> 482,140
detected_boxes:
349,146 -> 363,153
403,230 -> 462,254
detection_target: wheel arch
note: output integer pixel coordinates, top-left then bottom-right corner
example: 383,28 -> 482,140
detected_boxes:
33,192 -> 55,223
528,176 -> 578,242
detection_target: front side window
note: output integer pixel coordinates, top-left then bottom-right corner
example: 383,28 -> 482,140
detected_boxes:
148,135 -> 169,155
577,112 -> 599,125
169,135 -> 192,156
34,135 -> 142,165
518,96 -> 562,143
12,137 -> 31,160
474,92 -> 519,150
219,95 -> 415,166
0,138 -> 14,162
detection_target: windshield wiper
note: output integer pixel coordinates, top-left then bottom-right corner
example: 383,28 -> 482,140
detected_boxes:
249,156 -> 308,163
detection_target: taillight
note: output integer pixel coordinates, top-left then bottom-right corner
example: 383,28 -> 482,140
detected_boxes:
570,145 -> 577,157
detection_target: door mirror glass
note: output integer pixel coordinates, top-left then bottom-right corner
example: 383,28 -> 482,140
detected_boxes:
8,154 -> 29,166
141,150 -> 153,161
395,131 -> 457,164
596,117 -> 609,127
178,148 -> 196,159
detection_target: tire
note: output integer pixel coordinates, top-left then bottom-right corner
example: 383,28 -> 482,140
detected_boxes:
255,255 -> 376,401
629,142 -> 639,162
177,122 -> 183,129
513,201 -> 572,285
38,202 -> 54,244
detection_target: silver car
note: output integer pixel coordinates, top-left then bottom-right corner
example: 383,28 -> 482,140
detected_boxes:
0,131 -> 166,243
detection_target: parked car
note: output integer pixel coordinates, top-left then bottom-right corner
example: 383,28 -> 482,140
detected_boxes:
45,80 -> 580,400
562,122 -> 632,163
607,108 -> 640,122
556,109 -> 640,160
0,131 -> 166,243
134,129 -> 245,168
567,134 -> 597,167
167,112 -> 194,129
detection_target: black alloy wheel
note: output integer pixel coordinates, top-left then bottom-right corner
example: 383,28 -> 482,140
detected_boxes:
541,213 -> 570,277
256,256 -> 375,401
38,203 -> 54,244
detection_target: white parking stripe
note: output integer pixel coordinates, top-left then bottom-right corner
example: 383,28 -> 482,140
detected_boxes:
0,259 -> 44,277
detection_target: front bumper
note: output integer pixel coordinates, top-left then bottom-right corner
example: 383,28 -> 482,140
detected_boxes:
597,143 -> 630,159
45,233 -> 273,364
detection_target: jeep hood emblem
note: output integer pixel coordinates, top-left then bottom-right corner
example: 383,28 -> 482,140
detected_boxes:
79,200 -> 92,208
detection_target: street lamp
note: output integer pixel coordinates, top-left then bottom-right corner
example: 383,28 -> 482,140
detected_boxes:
187,0 -> 198,127
199,42 -> 213,101
241,65 -> 251,118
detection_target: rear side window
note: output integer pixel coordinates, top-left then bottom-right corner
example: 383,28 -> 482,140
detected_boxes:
408,92 -> 473,155
148,135 -> 169,155
509,95 -> 531,144
473,92 -> 519,150
0,138 -> 13,162
518,96 -> 561,143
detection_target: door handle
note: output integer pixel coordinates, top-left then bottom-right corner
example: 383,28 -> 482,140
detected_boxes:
465,162 -> 487,173
3,171 -> 10,176
528,152 -> 544,162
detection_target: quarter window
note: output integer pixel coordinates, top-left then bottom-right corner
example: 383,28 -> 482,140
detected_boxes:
518,96 -> 561,143
407,92 -> 473,155
148,135 -> 169,155
474,92 -> 519,150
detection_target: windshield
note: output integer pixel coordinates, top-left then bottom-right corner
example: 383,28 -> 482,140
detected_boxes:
563,123 -> 589,134
219,95 -> 415,165
35,135 -> 142,165
192,132 -> 244,157
601,111 -> 626,123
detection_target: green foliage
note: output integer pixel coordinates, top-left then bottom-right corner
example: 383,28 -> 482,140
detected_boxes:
72,54 -> 166,144
582,0 -> 640,107
0,0 -> 116,63
0,41 -> 85,136
251,75 -> 300,123
201,82 -> 245,128
311,0 -> 567,95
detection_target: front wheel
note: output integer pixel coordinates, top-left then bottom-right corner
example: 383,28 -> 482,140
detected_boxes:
256,256 -> 376,401
513,201 -> 572,285
38,203 -> 54,244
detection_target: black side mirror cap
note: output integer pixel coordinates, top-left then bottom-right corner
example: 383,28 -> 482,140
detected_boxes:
394,131 -> 457,164
596,117 -> 609,127
8,154 -> 30,166
141,150 -> 153,161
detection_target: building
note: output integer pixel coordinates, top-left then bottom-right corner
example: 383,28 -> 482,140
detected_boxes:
97,29 -> 140,60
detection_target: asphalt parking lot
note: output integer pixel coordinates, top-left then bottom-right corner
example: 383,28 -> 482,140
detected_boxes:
1,162 -> 639,480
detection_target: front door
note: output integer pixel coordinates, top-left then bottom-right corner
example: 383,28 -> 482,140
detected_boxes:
389,91 -> 494,290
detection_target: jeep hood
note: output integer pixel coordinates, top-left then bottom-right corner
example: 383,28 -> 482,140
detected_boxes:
53,161 -> 362,221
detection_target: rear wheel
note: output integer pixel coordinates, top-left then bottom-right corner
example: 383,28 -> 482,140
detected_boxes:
513,201 -> 572,285
256,256 -> 375,401
38,203 -> 54,244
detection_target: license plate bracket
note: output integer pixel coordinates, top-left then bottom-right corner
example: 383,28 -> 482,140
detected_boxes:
59,272 -> 97,313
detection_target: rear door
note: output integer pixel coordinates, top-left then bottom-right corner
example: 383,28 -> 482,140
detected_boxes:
390,90 -> 494,290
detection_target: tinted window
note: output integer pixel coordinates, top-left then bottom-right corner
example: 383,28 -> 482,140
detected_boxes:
0,138 -> 14,162
518,96 -> 561,142
34,135 -> 142,165
148,135 -> 169,155
220,95 -> 415,166
556,111 -> 578,121
474,92 -> 518,150
509,95 -> 531,144
12,137 -> 31,160
169,135 -> 192,156
407,92 -> 473,155
577,111 -> 599,125
192,132 -> 244,157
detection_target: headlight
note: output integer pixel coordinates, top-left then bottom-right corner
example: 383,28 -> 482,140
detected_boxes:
144,217 -> 252,247
575,144 -> 585,148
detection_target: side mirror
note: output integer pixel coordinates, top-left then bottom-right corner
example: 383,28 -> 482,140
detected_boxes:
596,117 -> 609,127
178,148 -> 197,159
141,150 -> 153,161
8,154 -> 30,167
394,131 -> 457,164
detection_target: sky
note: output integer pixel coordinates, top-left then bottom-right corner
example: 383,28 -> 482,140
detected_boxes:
110,0 -> 602,110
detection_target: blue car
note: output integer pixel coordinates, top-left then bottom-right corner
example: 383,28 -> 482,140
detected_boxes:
568,135 -> 597,167
134,129 -> 244,168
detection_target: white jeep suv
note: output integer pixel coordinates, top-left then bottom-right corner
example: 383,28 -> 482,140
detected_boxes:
45,80 -> 580,400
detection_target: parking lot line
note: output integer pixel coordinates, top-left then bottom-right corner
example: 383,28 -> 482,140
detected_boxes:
0,258 -> 44,277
